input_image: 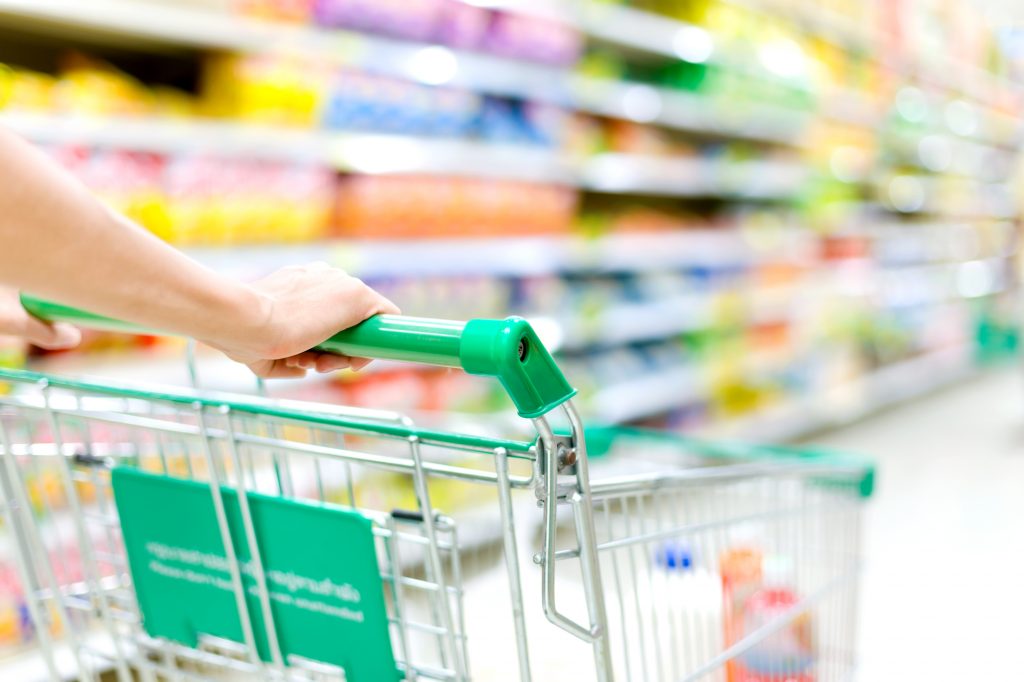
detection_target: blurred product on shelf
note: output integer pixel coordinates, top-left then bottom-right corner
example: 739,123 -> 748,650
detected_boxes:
201,52 -> 329,127
0,0 -> 1018,437
310,0 -> 581,65
1,52 -> 569,146
331,175 -> 578,238
0,56 -> 194,119
322,69 -> 481,136
46,145 -> 334,245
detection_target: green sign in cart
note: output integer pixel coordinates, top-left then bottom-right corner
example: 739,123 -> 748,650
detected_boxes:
112,468 -> 401,681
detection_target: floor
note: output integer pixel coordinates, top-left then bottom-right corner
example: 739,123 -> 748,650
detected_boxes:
809,367 -> 1024,681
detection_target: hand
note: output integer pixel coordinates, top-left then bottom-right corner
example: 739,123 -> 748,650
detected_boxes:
208,263 -> 400,379
0,286 -> 81,350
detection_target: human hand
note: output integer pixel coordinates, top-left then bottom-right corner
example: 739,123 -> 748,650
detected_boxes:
208,263 -> 400,379
0,286 -> 81,350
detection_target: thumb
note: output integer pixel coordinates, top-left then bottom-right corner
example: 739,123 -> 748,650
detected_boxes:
22,317 -> 81,350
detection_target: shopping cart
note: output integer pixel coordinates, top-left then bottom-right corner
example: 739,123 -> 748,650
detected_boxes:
0,297 -> 873,682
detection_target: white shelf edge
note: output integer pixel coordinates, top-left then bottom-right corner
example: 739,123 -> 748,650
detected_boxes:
570,75 -> 810,145
2,113 -> 809,197
588,342 -> 976,430
705,344 -> 975,442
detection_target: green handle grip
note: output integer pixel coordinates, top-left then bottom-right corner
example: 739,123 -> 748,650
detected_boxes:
20,294 -> 576,419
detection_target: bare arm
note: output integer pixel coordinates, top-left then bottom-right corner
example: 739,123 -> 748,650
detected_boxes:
0,128 -> 398,377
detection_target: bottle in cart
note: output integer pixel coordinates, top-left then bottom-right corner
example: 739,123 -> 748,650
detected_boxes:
734,555 -> 815,682
720,545 -> 763,682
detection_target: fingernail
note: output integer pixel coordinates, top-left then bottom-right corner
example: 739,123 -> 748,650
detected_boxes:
53,326 -> 81,348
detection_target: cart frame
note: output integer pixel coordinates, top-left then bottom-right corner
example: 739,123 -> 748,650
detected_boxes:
0,302 -> 873,682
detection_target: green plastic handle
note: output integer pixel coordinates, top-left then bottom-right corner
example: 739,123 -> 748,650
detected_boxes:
20,294 -> 576,419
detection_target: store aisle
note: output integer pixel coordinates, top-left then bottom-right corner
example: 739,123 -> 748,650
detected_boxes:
809,368 -> 1024,682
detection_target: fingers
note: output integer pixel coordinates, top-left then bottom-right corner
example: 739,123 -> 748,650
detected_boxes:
374,294 -> 401,316
348,357 -> 372,371
283,351 -> 322,371
315,354 -> 354,373
246,359 -> 308,379
278,351 -> 363,374
20,317 -> 81,350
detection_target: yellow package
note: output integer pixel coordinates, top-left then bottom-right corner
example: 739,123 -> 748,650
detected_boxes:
5,69 -> 57,111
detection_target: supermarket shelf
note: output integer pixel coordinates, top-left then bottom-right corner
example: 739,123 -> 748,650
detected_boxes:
578,2 -> 709,61
734,0 -> 1024,109
3,112 -> 809,195
884,130 -> 1019,174
0,0 -> 1016,148
190,237 -> 575,279
0,112 -> 576,184
453,0 -> 576,25
718,0 -> 873,53
820,87 -> 883,128
571,76 -> 810,145
577,1 -> 791,84
582,153 -> 808,199
709,344 -> 974,442
184,231 -> 755,280
559,293 -> 714,351
0,1 -> 816,146
592,341 -> 976,431
0,0 -> 571,104
592,364 -> 704,424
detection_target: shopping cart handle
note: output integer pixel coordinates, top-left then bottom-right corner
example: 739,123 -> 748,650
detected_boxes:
19,294 -> 576,419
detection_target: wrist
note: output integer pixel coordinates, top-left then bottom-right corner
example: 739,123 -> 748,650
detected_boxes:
196,281 -> 274,357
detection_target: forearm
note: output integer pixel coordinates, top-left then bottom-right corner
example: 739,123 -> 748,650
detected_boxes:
0,128 -> 266,346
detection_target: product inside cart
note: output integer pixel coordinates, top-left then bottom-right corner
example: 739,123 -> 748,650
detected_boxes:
0,311 -> 871,682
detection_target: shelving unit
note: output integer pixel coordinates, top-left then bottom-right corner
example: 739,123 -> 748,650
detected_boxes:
570,75 -> 809,143
0,0 -> 1011,423
0,112 -> 810,195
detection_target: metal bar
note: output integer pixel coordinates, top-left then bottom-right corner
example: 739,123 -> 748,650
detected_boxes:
588,461 -> 866,498
635,494 -> 665,681
195,405 -> 264,672
221,406 -> 287,672
408,436 -> 466,680
494,447 -> 533,682
0,418 -> 63,681
595,503 -> 828,553
41,382 -> 125,682
382,516 -> 413,681
4,401 -> 538,486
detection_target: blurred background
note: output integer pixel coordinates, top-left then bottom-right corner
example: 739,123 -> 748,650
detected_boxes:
0,0 -> 1022,679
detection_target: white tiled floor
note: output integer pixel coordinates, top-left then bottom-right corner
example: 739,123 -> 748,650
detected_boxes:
809,367 -> 1024,681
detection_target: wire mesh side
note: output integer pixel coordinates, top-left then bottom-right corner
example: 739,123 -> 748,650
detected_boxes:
587,466 -> 864,682
0,380 -> 539,682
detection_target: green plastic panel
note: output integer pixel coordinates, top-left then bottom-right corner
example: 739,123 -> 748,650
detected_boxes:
112,468 -> 401,681
460,317 -> 576,419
